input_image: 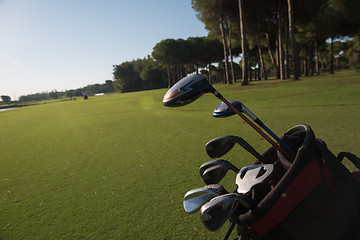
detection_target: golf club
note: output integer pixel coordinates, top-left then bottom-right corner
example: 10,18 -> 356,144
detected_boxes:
206,135 -> 263,161
163,74 -> 294,161
213,100 -> 295,157
201,162 -> 240,185
199,159 -> 239,176
183,184 -> 228,213
213,100 -> 243,118
200,193 -> 251,231
236,164 -> 274,194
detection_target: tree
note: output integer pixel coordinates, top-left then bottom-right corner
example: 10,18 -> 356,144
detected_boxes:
49,91 -> 59,99
238,0 -> 249,85
331,0 -> 360,32
104,80 -> 115,93
140,64 -> 165,90
192,0 -> 238,84
219,17 -> 230,83
152,39 -> 179,87
113,61 -> 143,92
256,32 -> 268,80
113,57 -> 167,92
325,0 -> 360,74
287,0 -> 300,79
1,95 -> 11,103
277,0 -> 285,80
201,37 -> 224,82
346,34 -> 360,71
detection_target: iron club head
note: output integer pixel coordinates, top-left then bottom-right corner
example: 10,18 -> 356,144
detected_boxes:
183,184 -> 228,213
205,135 -> 263,161
200,193 -> 251,231
199,159 -> 237,176
201,163 -> 240,185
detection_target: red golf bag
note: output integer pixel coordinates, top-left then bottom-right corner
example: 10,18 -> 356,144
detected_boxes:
236,124 -> 360,240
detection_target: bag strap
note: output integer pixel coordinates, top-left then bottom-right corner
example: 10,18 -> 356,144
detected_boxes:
338,152 -> 360,170
314,140 -> 353,181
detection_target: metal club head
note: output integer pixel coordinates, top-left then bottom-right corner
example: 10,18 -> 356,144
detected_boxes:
199,159 -> 232,176
205,137 -> 236,159
163,74 -> 217,107
200,193 -> 251,231
206,135 -> 263,161
236,164 -> 274,194
213,100 -> 257,120
183,184 -> 228,213
201,163 -> 240,185
213,100 -> 242,118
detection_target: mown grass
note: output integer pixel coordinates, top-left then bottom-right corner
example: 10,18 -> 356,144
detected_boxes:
0,70 -> 359,239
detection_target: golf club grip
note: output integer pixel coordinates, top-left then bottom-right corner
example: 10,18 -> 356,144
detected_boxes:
219,97 -> 294,161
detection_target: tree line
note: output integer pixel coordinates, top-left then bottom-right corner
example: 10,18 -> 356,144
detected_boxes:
191,0 -> 359,84
113,0 -> 359,92
5,0 -> 358,102
13,80 -> 115,103
112,38 -> 226,92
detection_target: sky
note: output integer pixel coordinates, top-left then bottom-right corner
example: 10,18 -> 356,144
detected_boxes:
0,0 -> 208,99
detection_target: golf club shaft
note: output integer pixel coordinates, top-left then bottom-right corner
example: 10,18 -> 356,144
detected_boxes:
218,97 -> 294,161
235,137 -> 264,161
255,119 -> 295,156
241,104 -> 295,156
223,222 -> 236,240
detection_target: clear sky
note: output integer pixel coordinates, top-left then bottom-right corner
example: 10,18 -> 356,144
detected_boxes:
0,0 -> 208,99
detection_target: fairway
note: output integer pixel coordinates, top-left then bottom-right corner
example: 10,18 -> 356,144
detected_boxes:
0,71 -> 359,239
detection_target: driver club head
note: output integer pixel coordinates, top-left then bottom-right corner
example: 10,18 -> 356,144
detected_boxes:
163,75 -> 216,107
200,193 -> 251,231
183,184 -> 228,213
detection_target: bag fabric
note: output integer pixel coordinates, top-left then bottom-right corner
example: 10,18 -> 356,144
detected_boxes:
237,124 -> 360,240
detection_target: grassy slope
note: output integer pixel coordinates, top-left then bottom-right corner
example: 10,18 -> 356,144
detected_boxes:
0,71 -> 359,239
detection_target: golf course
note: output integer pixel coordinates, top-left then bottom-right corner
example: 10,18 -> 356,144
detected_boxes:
0,71 -> 359,239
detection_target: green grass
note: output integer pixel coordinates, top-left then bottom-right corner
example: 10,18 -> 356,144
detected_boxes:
0,70 -> 359,239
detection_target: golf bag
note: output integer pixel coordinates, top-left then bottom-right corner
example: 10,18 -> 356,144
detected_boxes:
236,124 -> 360,240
